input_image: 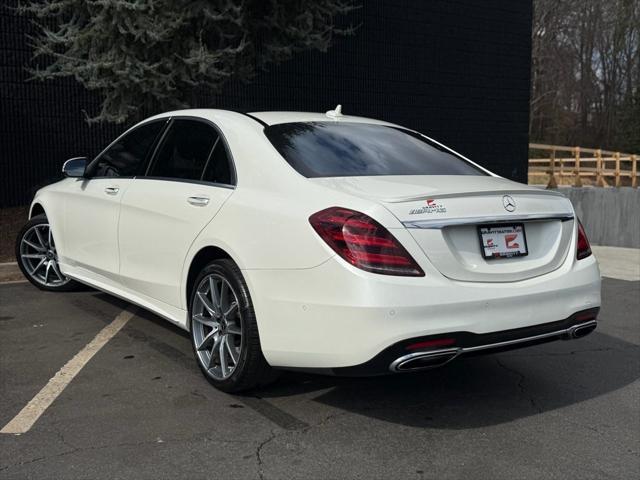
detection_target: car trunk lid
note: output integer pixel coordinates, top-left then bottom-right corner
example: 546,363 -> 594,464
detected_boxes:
311,176 -> 575,282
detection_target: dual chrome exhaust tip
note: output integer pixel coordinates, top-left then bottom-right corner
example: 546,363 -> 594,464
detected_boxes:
390,349 -> 461,372
565,320 -> 597,339
389,320 -> 598,373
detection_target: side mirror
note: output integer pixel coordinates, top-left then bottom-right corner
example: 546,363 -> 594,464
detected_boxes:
62,157 -> 88,178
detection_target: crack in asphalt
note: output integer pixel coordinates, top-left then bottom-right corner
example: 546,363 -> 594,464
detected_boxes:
0,425 -> 251,473
255,428 -> 278,480
2,409 -> 350,477
559,415 -> 609,441
254,410 -> 351,480
495,358 -> 543,414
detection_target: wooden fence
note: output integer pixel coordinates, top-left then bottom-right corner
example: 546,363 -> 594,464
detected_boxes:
528,143 -> 638,188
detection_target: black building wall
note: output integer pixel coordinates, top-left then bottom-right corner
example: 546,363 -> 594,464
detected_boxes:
1,0 -> 532,207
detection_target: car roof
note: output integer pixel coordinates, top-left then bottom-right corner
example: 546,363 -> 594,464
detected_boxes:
145,108 -> 399,128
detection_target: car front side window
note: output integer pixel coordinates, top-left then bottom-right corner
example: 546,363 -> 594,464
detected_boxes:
90,121 -> 165,178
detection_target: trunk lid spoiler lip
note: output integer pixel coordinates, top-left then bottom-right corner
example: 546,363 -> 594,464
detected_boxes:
403,213 -> 574,229
382,188 -> 566,204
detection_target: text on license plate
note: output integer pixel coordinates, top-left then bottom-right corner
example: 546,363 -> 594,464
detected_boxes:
478,224 -> 528,259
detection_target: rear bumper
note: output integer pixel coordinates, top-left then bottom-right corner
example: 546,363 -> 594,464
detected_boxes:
333,308 -> 599,376
243,253 -> 601,369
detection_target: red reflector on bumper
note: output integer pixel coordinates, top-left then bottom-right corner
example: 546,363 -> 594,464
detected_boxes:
406,338 -> 456,350
575,312 -> 597,322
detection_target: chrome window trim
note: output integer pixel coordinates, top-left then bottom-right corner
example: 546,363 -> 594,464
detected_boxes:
402,213 -> 574,229
135,176 -> 235,189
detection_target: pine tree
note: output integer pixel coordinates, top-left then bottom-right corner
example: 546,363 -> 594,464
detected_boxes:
18,0 -> 357,123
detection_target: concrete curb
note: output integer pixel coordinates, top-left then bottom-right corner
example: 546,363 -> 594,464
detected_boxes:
0,263 -> 24,284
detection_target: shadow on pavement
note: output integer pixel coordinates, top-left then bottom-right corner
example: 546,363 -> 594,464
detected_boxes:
257,330 -> 639,429
89,281 -> 639,431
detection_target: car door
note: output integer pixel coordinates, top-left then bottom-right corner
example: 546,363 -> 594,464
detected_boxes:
61,120 -> 167,285
118,118 -> 235,308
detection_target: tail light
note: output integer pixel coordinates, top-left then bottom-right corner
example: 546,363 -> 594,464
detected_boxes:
576,220 -> 592,260
309,207 -> 424,276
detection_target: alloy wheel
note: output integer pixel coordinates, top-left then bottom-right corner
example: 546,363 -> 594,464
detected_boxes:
192,274 -> 243,380
19,223 -> 69,287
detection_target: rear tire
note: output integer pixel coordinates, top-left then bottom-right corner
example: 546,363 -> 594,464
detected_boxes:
15,214 -> 80,292
189,259 -> 277,393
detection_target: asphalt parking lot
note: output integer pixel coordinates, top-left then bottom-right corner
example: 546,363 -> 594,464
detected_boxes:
1,262 -> 639,478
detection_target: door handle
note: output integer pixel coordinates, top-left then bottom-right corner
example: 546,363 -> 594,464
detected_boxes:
104,186 -> 120,195
187,196 -> 210,207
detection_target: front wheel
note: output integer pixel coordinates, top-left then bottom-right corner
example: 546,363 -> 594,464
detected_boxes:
189,259 -> 277,393
15,214 -> 80,291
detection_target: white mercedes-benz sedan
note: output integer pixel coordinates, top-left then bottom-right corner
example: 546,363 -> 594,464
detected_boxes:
16,107 -> 601,392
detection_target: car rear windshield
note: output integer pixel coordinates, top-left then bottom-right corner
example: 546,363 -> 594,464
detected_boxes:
264,122 -> 487,178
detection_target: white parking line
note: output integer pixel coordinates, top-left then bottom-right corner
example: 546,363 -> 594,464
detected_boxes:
0,307 -> 137,435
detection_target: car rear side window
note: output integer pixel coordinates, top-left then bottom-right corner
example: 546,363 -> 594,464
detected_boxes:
148,120 -> 218,181
92,121 -> 165,177
202,140 -> 233,185
264,122 -> 487,177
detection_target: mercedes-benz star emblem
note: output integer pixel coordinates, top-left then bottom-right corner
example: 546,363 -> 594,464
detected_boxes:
502,195 -> 516,212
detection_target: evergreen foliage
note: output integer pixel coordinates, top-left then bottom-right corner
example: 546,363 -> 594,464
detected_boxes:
18,0 -> 357,123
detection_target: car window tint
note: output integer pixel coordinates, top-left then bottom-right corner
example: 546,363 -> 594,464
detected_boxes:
149,120 -> 218,181
202,140 -> 233,185
94,121 -> 164,177
264,122 -> 487,177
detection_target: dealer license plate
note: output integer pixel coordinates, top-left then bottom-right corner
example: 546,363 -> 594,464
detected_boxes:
478,224 -> 528,259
